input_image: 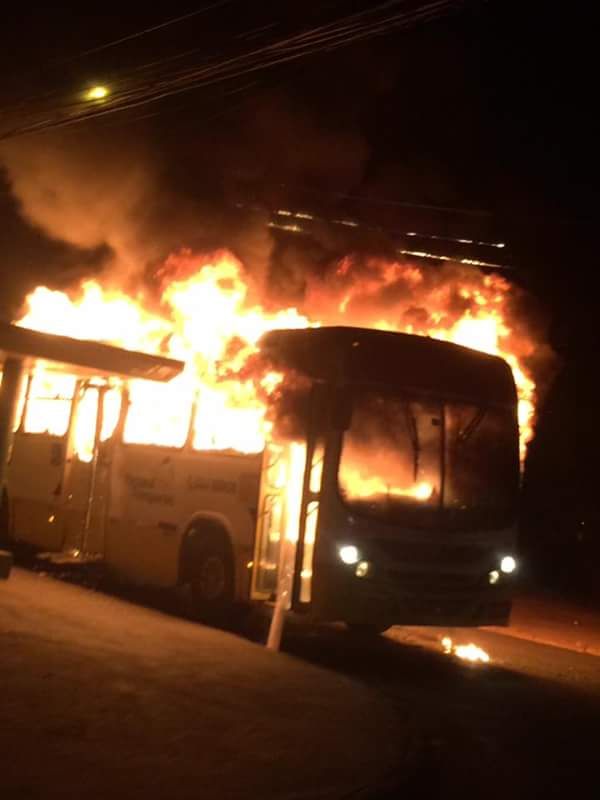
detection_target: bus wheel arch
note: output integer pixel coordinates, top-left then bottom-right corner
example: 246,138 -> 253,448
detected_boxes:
179,515 -> 236,624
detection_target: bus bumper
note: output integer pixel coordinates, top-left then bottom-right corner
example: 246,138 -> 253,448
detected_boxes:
311,566 -> 513,628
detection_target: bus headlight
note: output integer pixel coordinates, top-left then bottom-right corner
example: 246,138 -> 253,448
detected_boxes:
339,545 -> 361,565
488,569 -> 500,585
355,560 -> 370,578
500,555 -> 517,574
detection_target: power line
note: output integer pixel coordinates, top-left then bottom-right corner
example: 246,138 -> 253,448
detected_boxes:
0,1 -> 464,142
75,0 -> 236,58
4,2 -> 445,116
0,0 -> 238,101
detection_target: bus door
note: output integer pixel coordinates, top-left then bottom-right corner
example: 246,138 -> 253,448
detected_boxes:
251,440 -> 301,604
60,383 -> 118,556
290,383 -> 352,619
289,382 -> 330,611
8,371 -> 75,551
251,383 -> 327,611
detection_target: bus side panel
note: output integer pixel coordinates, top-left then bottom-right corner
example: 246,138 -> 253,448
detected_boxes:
103,444 -> 260,596
7,432 -> 66,550
103,444 -> 181,587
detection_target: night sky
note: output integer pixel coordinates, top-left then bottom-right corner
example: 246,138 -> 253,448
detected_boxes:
1,1 -> 597,587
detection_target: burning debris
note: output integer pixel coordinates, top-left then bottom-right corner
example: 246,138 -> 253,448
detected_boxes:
441,637 -> 491,664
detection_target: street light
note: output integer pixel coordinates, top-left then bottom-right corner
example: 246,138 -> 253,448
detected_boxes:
84,85 -> 110,101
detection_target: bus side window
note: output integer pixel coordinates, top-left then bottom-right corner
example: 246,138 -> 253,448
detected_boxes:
23,372 -> 76,436
101,387 -> 122,442
123,380 -> 192,448
72,385 -> 123,462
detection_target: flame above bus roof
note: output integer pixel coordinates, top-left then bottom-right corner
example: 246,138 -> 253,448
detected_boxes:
0,321 -> 184,382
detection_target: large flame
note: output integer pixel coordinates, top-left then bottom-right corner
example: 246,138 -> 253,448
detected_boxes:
14,250 -> 538,468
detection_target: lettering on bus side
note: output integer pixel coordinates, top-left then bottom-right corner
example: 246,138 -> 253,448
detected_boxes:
125,473 -> 174,506
125,474 -> 156,491
187,475 -> 237,495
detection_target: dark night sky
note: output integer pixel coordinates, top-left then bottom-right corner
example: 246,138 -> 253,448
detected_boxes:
0,2 -> 598,573
2,2 -> 595,204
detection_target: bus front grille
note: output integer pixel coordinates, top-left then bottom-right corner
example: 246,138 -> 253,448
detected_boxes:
385,569 -> 482,593
373,538 -> 487,568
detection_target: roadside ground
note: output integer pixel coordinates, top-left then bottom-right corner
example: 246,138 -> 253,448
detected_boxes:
0,568 -> 401,800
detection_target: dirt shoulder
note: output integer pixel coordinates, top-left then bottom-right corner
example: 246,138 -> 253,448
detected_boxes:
488,592 -> 600,656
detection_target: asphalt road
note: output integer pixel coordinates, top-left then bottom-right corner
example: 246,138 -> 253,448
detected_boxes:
2,565 -> 600,799
281,620 -> 600,798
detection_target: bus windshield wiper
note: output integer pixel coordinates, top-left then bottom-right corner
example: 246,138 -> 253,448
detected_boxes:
458,408 -> 486,445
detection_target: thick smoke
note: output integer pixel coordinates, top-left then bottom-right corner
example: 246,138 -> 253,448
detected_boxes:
0,88 -> 370,311
0,130 -> 159,281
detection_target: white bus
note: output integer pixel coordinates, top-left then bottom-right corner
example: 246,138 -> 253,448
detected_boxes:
1,326 -> 520,633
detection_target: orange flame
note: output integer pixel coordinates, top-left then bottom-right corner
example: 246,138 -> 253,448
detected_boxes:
341,470 -> 433,503
15,250 -> 538,466
442,636 -> 490,664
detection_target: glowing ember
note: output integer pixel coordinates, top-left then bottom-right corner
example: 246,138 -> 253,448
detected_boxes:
414,481 -> 434,501
442,636 -> 491,664
14,250 -> 540,463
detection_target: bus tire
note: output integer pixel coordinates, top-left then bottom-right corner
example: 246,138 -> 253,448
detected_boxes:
346,622 -> 390,637
183,526 -> 235,626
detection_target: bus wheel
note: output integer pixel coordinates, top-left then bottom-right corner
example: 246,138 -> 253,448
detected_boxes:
187,530 -> 234,626
346,622 -> 390,637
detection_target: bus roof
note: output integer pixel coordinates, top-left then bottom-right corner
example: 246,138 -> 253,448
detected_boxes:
259,326 -> 517,406
0,322 -> 184,382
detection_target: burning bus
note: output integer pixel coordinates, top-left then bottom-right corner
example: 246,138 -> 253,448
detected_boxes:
1,320 -> 520,634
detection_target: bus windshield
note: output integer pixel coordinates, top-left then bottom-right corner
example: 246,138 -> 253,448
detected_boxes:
338,387 -> 518,527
